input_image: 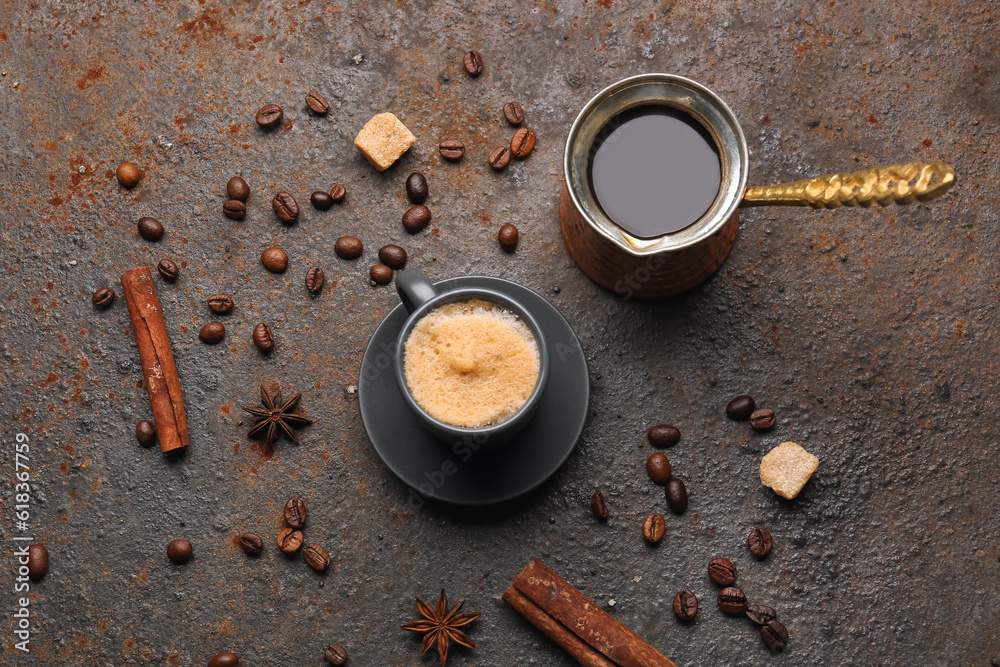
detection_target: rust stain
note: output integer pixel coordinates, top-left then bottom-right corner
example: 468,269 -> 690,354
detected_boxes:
75,66 -> 104,91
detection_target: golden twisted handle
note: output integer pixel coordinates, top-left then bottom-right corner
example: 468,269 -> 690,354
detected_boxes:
741,160 -> 956,208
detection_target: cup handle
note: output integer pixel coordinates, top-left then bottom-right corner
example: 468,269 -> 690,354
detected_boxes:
395,270 -> 439,313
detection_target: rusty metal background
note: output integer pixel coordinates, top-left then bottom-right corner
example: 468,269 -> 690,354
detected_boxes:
1,1 -> 998,665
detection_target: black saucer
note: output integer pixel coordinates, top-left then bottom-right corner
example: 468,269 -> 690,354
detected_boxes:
358,276 -> 590,506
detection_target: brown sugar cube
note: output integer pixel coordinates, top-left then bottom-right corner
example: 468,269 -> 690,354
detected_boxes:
353,113 -> 416,171
759,441 -> 819,500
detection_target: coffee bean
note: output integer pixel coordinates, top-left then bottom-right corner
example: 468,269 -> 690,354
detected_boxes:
227,176 -> 250,201
137,217 -> 164,241
748,527 -> 773,558
306,91 -> 330,114
261,247 -> 289,273
208,651 -> 240,667
334,236 -> 363,259
664,478 -> 688,514
378,245 -> 407,270
223,199 -> 246,220
167,538 -> 192,564
207,294 -> 235,314
745,604 -> 777,626
92,287 -> 115,309
199,322 -> 226,345
303,543 -> 331,572
708,558 -> 737,586
647,424 -> 680,447
591,490 -> 608,519
402,205 -> 431,233
238,532 -> 264,556
498,223 -> 519,252
370,264 -> 393,285
276,527 -> 304,554
330,184 -> 347,202
311,191 -> 334,210
406,172 -> 428,203
116,162 -> 140,188
503,101 -> 525,126
717,587 -> 748,614
256,103 -> 283,128
642,513 -> 666,544
463,49 -> 483,75
272,191 -> 300,223
672,590 -> 698,622
646,452 -> 672,485
252,323 -> 274,352
27,544 -> 48,580
760,619 -> 789,652
750,408 -> 776,430
136,420 -> 157,447
488,146 -> 511,170
510,128 -> 537,158
324,643 -> 349,665
305,266 -> 326,294
157,259 -> 179,282
284,498 -> 307,528
439,139 -> 465,160
726,395 -> 755,420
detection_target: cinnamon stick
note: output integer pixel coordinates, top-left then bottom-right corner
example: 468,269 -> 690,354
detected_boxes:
504,558 -> 675,667
120,267 -> 189,453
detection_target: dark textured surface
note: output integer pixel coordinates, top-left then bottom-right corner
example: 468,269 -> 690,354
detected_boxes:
0,1 -> 997,665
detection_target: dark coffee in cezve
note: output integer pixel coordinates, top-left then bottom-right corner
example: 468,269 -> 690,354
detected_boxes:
589,105 -> 721,238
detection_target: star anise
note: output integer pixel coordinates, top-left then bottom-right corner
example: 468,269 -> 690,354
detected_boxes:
401,589 -> 480,666
241,385 -> 313,448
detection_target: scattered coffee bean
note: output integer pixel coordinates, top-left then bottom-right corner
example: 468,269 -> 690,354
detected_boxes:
208,651 -> 240,667
324,643 -> 349,665
137,217 -> 164,241
503,101 -> 525,126
276,527 -> 304,554
199,322 -> 226,345
463,49 -> 483,75
642,513 -> 666,544
370,264 -> 393,285
311,191 -> 334,210
27,544 -> 48,580
406,172 -> 428,203
745,604 -> 778,626
439,139 -> 465,160
306,90 -> 330,114
330,184 -> 347,202
726,395 -> 755,420
750,408 -> 776,430
261,247 -> 289,273
303,543 -> 331,572
92,287 -> 115,309
488,146 -> 511,170
136,420 -> 157,447
591,490 -> 609,519
256,103 -> 283,128
252,323 -> 275,352
402,205 -> 432,233
227,176 -> 249,201
116,162 -> 140,188
708,558 -> 737,586
646,452 -> 672,485
664,478 -> 688,514
498,223 -> 519,252
378,245 -> 407,270
156,259 -> 179,282
305,266 -> 326,294
238,532 -> 264,556
207,294 -> 235,314
510,127 -> 537,158
647,424 -> 680,447
672,590 -> 698,622
748,527 -> 773,558
166,538 -> 192,564
223,199 -> 247,220
284,498 -> 307,528
760,619 -> 789,652
272,191 -> 300,223
334,236 -> 363,259
717,587 -> 748,614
